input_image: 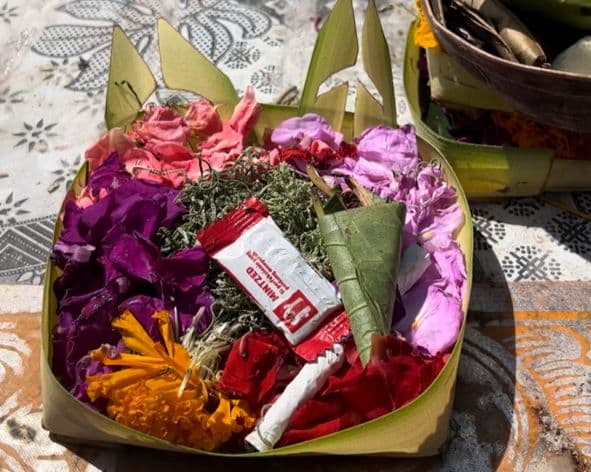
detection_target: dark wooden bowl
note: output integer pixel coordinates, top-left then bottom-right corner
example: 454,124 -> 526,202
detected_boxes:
421,0 -> 591,132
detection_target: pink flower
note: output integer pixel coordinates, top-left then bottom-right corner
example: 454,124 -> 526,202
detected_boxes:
121,148 -> 201,188
200,127 -> 243,169
84,128 -> 134,172
227,85 -> 260,136
200,86 -> 261,169
184,99 -> 222,137
133,106 -> 190,144
162,159 -> 203,188
395,284 -> 463,356
355,125 -> 420,175
145,141 -> 194,163
424,238 -> 466,300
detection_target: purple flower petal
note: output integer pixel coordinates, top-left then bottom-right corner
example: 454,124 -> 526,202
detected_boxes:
53,241 -> 95,264
119,295 -> 166,341
108,234 -> 160,283
51,176 -> 212,393
395,284 -> 462,356
72,341 -> 125,409
271,113 -> 343,149
86,153 -> 131,196
355,124 -> 421,175
425,238 -> 467,300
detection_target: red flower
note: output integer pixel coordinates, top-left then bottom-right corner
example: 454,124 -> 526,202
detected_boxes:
278,335 -> 444,446
338,141 -> 357,159
276,140 -> 356,169
217,332 -> 301,412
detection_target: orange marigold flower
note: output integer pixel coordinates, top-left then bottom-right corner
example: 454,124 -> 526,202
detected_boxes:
86,310 -> 256,451
490,111 -> 591,161
414,0 -> 440,50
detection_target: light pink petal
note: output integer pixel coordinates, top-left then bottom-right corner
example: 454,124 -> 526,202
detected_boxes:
420,203 -> 465,244
426,240 -> 467,300
396,284 -> 462,355
228,85 -> 261,136
184,99 -> 223,137
355,124 -> 420,175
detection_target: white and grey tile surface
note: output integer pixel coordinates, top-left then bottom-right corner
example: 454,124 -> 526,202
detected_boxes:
0,2 -> 590,471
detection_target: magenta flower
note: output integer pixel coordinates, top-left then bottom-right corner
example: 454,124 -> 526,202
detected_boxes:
355,124 -> 421,175
51,173 -> 212,393
271,113 -> 343,150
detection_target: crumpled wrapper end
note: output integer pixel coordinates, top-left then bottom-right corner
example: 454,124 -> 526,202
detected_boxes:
245,343 -> 346,452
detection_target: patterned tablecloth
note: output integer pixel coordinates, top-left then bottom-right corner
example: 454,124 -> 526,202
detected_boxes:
0,1 -> 589,471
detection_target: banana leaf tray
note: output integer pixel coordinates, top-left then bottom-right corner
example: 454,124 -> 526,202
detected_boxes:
41,1 -> 474,457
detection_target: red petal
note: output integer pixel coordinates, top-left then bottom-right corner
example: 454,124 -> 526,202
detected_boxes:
279,336 -> 445,445
217,331 -> 298,411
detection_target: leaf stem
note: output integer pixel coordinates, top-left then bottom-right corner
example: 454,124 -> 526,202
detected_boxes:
345,176 -> 375,206
306,165 -> 334,196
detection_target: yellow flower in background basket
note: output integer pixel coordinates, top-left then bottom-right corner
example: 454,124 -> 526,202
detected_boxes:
86,310 -> 255,451
414,0 -> 440,50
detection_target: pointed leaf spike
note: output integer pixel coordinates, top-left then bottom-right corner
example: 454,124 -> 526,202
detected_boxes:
105,26 -> 156,130
311,82 -> 350,139
355,0 -> 397,136
298,0 -> 358,131
157,18 -> 239,119
354,81 -> 386,137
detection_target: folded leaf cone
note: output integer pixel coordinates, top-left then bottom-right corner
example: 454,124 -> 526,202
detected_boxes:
319,200 -> 406,366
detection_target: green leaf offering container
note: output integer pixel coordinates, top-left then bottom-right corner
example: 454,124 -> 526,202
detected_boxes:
404,22 -> 591,198
419,0 -> 591,134
41,0 -> 473,457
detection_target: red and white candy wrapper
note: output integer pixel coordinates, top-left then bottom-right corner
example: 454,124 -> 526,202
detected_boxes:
197,198 -> 342,345
294,310 -> 351,361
